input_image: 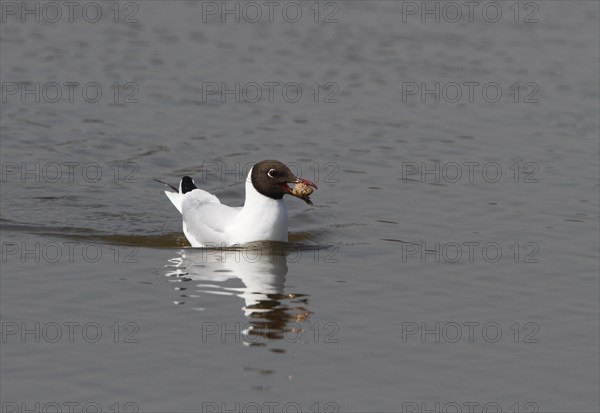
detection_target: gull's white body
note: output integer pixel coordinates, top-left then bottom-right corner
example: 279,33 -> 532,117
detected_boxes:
165,168 -> 288,247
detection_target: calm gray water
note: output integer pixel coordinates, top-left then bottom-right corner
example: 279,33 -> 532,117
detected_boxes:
1,1 -> 598,412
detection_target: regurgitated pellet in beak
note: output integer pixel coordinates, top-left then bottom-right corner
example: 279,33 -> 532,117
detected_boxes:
290,179 -> 317,205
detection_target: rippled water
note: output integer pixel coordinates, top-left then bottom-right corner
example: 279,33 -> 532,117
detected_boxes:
1,1 -> 598,412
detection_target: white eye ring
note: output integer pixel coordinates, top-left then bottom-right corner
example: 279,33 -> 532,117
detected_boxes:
267,169 -> 277,178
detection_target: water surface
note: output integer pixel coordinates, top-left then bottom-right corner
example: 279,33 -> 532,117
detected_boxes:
1,1 -> 598,412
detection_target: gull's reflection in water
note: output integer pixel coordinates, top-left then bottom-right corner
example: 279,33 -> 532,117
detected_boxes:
165,242 -> 312,345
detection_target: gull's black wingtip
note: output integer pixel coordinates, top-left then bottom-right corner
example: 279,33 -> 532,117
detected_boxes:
181,176 -> 197,194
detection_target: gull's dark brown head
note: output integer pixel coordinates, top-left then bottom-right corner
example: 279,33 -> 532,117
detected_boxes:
251,160 -> 317,204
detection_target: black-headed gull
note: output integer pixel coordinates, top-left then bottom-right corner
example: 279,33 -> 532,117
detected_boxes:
161,160 -> 317,247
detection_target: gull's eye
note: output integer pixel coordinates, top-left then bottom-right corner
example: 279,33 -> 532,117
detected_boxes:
267,169 -> 277,178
